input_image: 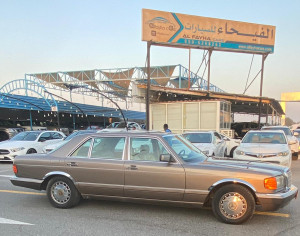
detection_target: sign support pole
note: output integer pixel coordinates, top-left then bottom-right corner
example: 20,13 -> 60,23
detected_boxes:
258,54 -> 268,127
146,41 -> 151,131
207,49 -> 213,92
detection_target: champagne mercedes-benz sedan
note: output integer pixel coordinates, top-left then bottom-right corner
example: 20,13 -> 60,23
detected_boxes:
10,132 -> 298,224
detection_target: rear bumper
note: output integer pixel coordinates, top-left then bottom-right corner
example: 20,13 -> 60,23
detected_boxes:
256,185 -> 298,211
10,177 -> 43,191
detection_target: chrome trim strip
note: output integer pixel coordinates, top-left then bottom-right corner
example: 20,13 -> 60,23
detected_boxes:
185,189 -> 210,195
82,194 -> 204,206
209,178 -> 257,192
10,176 -> 43,184
43,171 -> 75,183
125,185 -> 184,193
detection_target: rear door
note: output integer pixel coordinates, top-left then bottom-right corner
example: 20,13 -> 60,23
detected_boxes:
64,136 -> 126,197
124,136 -> 185,201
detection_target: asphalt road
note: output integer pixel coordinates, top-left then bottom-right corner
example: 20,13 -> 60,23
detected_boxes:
0,159 -> 299,236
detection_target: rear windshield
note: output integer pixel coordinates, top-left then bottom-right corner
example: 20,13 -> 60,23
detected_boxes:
11,132 -> 40,141
182,133 -> 212,143
262,127 -> 292,136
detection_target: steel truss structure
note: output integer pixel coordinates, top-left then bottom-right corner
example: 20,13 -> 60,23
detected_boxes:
25,64 -> 224,102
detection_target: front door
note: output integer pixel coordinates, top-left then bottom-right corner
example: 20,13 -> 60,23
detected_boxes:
64,136 -> 126,197
124,137 -> 185,201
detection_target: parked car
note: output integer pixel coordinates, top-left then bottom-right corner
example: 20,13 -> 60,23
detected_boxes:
43,130 -> 97,153
107,122 -> 120,128
104,122 -> 142,131
293,129 -> 300,153
261,126 -> 299,160
233,130 -> 292,167
10,131 -> 298,224
0,131 -> 66,161
220,134 -> 241,157
182,131 -> 227,157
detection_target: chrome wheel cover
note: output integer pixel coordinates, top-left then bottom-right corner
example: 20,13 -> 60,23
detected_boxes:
219,192 -> 247,219
51,181 -> 71,204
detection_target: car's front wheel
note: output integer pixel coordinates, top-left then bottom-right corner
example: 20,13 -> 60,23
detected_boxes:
212,184 -> 255,224
46,176 -> 81,208
292,152 -> 298,160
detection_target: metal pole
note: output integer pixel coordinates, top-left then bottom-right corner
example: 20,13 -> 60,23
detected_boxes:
188,48 -> 191,89
57,111 -> 60,130
258,54 -> 268,127
146,42 -> 151,131
73,114 -> 76,130
266,104 -> 269,125
29,110 -> 33,131
207,49 -> 212,91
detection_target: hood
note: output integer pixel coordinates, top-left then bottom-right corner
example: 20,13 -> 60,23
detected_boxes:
204,156 -> 286,175
238,143 -> 289,153
0,140 -> 35,149
193,143 -> 214,150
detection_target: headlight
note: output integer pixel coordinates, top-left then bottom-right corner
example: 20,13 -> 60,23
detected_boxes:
278,151 -> 289,156
264,175 -> 285,190
11,147 -> 25,152
235,149 -> 245,155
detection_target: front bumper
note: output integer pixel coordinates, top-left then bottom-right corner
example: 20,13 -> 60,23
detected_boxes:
10,177 -> 43,191
256,185 -> 298,211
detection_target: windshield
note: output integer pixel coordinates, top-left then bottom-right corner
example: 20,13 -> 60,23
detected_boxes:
262,127 -> 292,136
163,134 -> 207,163
242,132 -> 287,144
11,132 -> 40,141
182,133 -> 212,143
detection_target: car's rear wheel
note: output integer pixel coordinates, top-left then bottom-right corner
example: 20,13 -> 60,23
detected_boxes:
26,148 -> 37,154
292,152 -> 298,160
46,176 -> 81,208
212,184 -> 255,224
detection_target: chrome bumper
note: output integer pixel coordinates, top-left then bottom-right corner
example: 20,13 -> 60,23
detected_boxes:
10,177 -> 43,191
256,185 -> 298,211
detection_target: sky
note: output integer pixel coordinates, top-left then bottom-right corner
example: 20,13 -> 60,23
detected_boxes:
0,0 -> 299,120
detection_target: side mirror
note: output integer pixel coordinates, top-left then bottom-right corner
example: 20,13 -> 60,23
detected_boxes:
288,140 -> 297,145
160,154 -> 173,162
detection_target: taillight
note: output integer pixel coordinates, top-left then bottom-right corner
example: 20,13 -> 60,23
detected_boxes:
264,177 -> 277,190
13,164 -> 18,174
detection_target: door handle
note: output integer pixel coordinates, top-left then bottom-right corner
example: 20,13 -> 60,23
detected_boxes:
67,162 -> 78,167
127,165 -> 138,170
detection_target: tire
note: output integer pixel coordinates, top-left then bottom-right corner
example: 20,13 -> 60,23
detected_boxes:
26,148 -> 37,154
292,152 -> 298,160
212,184 -> 255,224
46,176 -> 81,209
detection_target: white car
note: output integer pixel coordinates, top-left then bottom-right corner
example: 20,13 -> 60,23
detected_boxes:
43,130 -> 97,153
182,131 -> 227,157
261,126 -> 299,160
233,130 -> 291,167
0,131 -> 65,161
220,134 -> 241,157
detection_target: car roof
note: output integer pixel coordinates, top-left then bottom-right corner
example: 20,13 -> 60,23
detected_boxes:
262,126 -> 289,129
248,130 -> 285,134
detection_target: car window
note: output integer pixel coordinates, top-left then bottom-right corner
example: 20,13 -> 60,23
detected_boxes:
130,138 -> 169,162
71,139 -> 92,158
91,137 -> 125,160
39,132 -> 51,141
10,132 -> 40,141
242,132 -> 287,144
52,132 -> 63,139
183,133 -> 212,143
214,132 -> 222,140
262,127 -> 292,136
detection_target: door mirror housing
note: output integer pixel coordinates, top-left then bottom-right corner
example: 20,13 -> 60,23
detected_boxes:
160,154 -> 173,162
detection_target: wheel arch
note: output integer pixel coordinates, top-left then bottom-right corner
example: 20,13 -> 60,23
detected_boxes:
41,171 -> 76,190
203,179 -> 258,207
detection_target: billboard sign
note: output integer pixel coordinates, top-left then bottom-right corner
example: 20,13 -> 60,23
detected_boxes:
142,9 -> 276,53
